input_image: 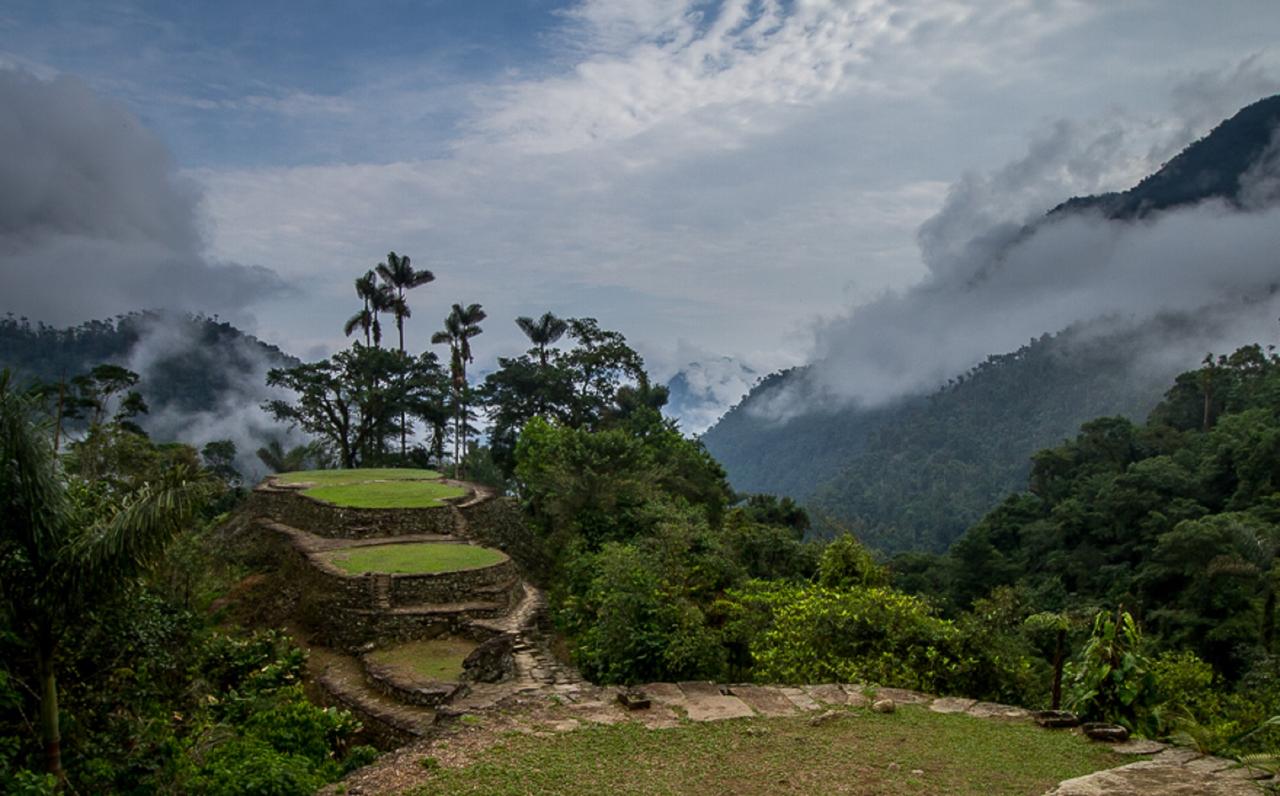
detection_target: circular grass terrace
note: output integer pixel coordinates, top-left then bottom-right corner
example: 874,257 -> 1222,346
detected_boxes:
273,468 -> 468,508
321,541 -> 507,575
366,637 -> 477,683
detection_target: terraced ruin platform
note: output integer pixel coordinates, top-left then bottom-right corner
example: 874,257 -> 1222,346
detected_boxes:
246,469 -> 579,748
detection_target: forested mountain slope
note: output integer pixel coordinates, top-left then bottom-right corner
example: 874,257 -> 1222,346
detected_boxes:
703,94 -> 1280,554
0,312 -> 294,437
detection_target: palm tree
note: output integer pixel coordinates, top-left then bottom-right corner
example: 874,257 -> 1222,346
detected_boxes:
515,312 -> 568,368
376,252 -> 435,354
0,373 -> 208,778
376,252 -> 435,456
431,303 -> 485,474
343,271 -> 379,346
255,438 -> 318,473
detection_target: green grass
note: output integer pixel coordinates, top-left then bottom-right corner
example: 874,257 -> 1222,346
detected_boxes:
412,706 -> 1126,796
275,468 -> 465,508
302,480 -> 466,508
275,468 -> 443,484
367,638 -> 477,682
323,542 -> 506,575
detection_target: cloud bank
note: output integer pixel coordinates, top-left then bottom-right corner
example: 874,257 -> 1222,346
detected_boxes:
768,78 -> 1280,416
0,68 -> 284,327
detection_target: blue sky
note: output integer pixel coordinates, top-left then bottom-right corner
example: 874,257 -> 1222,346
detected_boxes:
3,1 -> 1280,430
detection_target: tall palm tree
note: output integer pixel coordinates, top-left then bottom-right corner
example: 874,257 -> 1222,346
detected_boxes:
376,252 -> 434,456
431,303 -> 485,473
376,252 -> 435,354
343,270 -> 379,346
515,312 -> 568,368
0,373 -> 208,778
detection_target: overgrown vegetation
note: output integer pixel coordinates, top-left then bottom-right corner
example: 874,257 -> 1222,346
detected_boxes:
0,370 -> 373,793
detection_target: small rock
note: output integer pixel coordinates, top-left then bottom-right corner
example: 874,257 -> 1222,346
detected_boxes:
1081,722 -> 1130,742
910,769 -> 924,776
886,762 -> 901,772
872,698 -> 896,714
618,688 -> 651,711
808,709 -> 843,727
1032,709 -> 1080,729
745,726 -> 769,737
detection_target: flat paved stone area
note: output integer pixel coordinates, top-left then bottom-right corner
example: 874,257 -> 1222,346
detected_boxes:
729,684 -> 799,717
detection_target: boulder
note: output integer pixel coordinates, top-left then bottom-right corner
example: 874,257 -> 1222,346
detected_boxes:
1033,709 -> 1081,728
1082,722 -> 1131,743
460,635 -> 516,683
872,698 -> 896,714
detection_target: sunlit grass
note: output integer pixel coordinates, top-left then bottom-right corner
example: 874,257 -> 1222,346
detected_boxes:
411,706 -> 1126,796
302,480 -> 466,508
323,542 -> 506,574
275,467 -> 443,484
367,638 -> 477,682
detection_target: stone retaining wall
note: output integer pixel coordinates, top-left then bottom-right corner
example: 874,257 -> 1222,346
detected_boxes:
389,559 -> 520,607
250,486 -> 461,538
260,520 -> 523,650
457,496 -> 551,583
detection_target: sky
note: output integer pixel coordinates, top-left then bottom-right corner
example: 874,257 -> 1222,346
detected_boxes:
3,1 -> 1280,430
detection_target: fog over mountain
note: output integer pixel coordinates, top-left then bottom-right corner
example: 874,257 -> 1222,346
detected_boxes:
752,91 -> 1280,421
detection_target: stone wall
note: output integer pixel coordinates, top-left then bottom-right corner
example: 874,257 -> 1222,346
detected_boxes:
458,496 -> 551,583
260,520 -> 523,651
389,559 -> 520,607
249,487 -> 461,538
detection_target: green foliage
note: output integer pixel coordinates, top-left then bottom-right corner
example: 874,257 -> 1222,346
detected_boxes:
723,581 -> 1026,698
1065,611 -> 1161,735
265,345 -> 448,469
559,540 -> 727,684
817,534 -> 889,589
704,327 -> 1176,554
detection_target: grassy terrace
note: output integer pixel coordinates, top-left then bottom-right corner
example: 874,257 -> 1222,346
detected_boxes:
274,468 -> 467,508
413,707 -> 1125,796
368,638 -> 477,682
323,542 -> 506,575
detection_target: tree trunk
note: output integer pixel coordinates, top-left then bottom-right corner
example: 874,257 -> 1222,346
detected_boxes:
36,635 -> 62,780
1264,586 -> 1275,654
1051,628 -> 1066,710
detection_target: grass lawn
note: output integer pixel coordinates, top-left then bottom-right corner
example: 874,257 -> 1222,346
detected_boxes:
274,468 -> 465,507
323,542 -> 506,574
303,480 -> 467,508
368,638 -> 477,682
275,468 -> 442,484
412,707 -> 1126,796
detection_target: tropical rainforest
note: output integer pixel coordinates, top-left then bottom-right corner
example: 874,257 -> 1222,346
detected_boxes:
4,95 -> 1280,793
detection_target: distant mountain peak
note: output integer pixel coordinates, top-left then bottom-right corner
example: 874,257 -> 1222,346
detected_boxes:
1050,93 -> 1280,220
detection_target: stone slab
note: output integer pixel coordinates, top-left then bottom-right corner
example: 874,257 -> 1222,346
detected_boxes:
840,685 -> 872,708
1184,756 -> 1238,775
641,682 -> 688,708
678,681 -> 724,699
729,685 -> 799,717
1112,740 -> 1167,755
966,701 -> 1030,720
930,697 -> 977,714
780,686 -> 821,711
876,687 -> 933,705
804,684 -> 850,706
682,691 -> 756,722
1153,748 -> 1202,765
1044,760 -> 1261,795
